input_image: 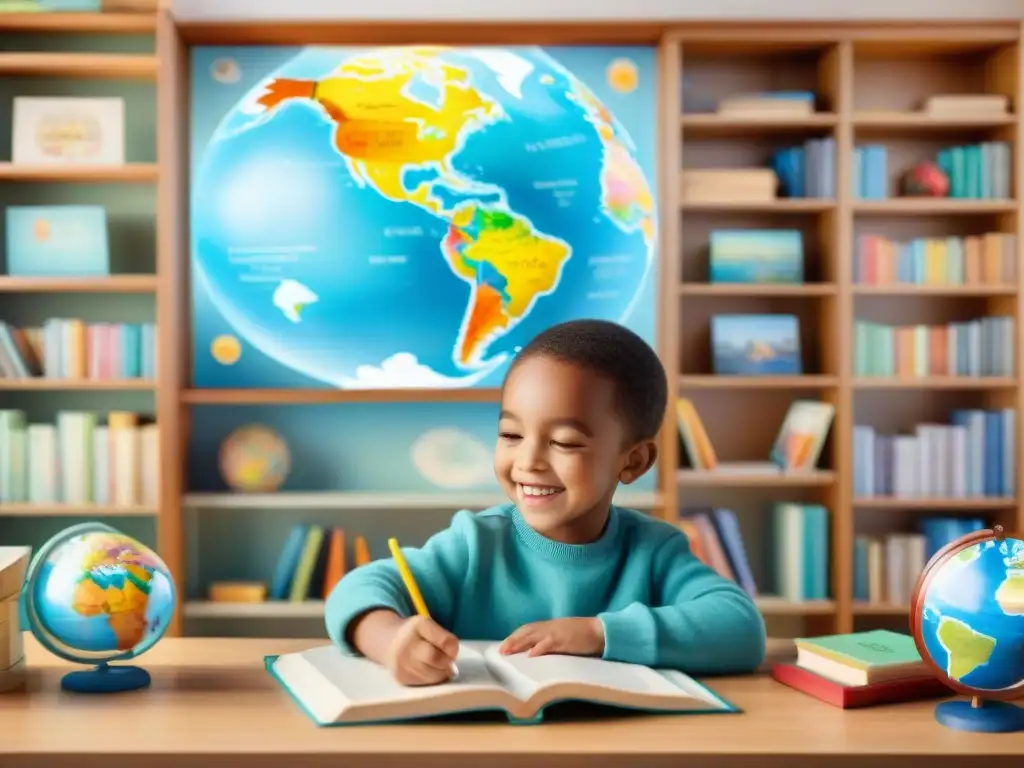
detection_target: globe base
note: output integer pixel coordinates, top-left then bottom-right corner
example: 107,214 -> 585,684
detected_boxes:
935,699 -> 1024,733
61,664 -> 151,694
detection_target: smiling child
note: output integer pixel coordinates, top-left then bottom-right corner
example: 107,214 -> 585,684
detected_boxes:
325,319 -> 766,686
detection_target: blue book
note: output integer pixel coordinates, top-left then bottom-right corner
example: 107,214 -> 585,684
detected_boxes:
5,206 -> 109,277
801,504 -> 829,600
983,411 -> 1002,496
265,641 -> 738,726
853,538 -> 869,601
269,525 -> 308,600
711,508 -> 757,598
120,324 -> 142,378
711,314 -> 801,376
708,230 -> 803,284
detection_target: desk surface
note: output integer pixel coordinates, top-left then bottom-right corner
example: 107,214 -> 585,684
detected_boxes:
2,635 -> 1022,768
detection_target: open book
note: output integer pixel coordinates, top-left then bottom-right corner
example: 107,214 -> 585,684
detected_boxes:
266,641 -> 737,725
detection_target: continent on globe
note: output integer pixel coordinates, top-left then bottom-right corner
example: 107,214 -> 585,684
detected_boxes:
254,49 -> 503,215
273,279 -> 319,323
936,615 -> 996,681
995,571 -> 1024,615
71,540 -> 158,650
444,204 -> 570,365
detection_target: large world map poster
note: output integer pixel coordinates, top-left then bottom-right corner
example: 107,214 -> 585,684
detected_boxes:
189,45 -> 658,389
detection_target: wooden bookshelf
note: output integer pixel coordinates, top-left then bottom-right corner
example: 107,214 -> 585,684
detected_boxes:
0,13 -> 162,589
669,23 -> 1024,636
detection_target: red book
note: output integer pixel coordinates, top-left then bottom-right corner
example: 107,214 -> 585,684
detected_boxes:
772,663 -> 953,709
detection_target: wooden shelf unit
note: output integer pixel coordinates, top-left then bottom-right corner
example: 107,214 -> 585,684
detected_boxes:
128,18 -> 1024,637
668,23 -> 1024,636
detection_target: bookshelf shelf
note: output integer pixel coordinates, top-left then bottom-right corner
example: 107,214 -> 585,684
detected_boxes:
852,602 -> 909,616
0,163 -> 159,183
852,377 -> 1017,390
182,490 -> 662,511
853,110 -> 1017,132
678,375 -> 838,389
0,53 -> 158,80
681,199 -> 836,213
183,596 -> 832,620
851,285 -> 1017,297
853,200 -> 1018,215
680,113 -> 838,136
179,387 -> 504,405
678,283 -> 838,297
0,276 -> 158,294
0,13 -> 156,33
676,470 -> 836,488
0,504 -> 156,517
0,379 -> 156,391
853,497 -> 1016,510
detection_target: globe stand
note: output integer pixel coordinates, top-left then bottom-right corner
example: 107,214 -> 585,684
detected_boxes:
935,696 -> 1024,733
61,662 -> 151,694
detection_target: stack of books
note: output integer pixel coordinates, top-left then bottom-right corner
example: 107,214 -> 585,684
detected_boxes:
0,319 -> 157,381
853,517 -> 986,606
853,410 -> 1015,499
714,90 -> 816,118
772,629 -> 951,708
0,547 -> 29,693
0,409 -> 159,507
852,316 -> 1014,378
921,94 -> 1009,118
853,232 -> 1016,286
680,169 -> 778,204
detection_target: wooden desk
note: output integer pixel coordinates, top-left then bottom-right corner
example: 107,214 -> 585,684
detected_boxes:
1,636 -> 1022,768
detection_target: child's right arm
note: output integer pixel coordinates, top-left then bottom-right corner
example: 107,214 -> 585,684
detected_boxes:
324,509 -> 475,661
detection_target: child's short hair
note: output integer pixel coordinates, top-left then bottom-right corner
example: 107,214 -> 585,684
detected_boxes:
507,319 -> 668,440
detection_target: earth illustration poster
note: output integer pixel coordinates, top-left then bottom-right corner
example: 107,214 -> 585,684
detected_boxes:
189,45 -> 658,389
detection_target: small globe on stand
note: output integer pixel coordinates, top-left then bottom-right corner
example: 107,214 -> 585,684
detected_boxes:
910,525 -> 1024,732
21,522 -> 177,694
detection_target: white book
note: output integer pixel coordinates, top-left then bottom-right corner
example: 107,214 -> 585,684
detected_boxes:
267,642 -> 734,726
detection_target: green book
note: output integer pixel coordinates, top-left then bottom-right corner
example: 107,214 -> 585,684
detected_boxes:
266,642 -> 738,726
794,630 -> 927,687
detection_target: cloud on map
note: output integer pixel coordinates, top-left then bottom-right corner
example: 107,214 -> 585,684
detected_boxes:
411,428 -> 494,489
337,352 -> 504,389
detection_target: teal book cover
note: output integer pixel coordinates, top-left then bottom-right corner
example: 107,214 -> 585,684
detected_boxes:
708,229 -> 803,284
264,646 -> 739,727
4,206 -> 109,277
188,45 -> 657,391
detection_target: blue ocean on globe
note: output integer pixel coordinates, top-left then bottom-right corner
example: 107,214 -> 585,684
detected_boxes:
191,46 -> 656,388
25,527 -> 176,662
918,537 -> 1024,693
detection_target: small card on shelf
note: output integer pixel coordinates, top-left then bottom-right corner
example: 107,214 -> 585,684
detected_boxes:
5,206 -> 109,277
12,96 -> 124,166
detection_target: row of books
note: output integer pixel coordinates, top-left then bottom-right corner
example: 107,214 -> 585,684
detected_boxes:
852,232 -> 1016,286
678,503 -> 829,603
852,316 -> 1014,378
853,142 -> 1012,200
266,525 -> 374,603
769,138 -> 836,199
0,320 -> 157,381
852,410 -> 1015,499
0,409 -> 158,506
853,517 -> 985,606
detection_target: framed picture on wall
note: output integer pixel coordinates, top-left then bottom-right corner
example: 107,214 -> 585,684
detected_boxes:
12,96 -> 125,166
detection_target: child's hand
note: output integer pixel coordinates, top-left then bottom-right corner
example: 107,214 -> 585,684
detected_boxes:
386,615 -> 460,686
499,617 -> 605,658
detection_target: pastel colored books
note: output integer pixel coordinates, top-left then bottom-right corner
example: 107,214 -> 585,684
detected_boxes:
267,642 -> 735,726
792,630 -> 928,687
853,232 -> 1016,286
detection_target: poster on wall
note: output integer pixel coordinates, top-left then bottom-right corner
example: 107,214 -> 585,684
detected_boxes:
189,45 -> 658,389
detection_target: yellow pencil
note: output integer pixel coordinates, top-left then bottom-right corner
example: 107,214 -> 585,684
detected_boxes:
387,537 -> 459,679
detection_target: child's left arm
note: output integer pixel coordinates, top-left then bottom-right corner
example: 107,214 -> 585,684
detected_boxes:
597,532 -> 766,674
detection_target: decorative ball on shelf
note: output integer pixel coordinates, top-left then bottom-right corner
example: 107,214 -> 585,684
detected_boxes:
910,525 -> 1024,732
219,424 -> 291,493
21,522 -> 176,693
900,161 -> 950,197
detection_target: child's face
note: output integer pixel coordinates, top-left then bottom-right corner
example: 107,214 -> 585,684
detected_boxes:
494,355 -> 657,544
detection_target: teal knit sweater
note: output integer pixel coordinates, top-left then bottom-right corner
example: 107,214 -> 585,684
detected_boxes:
325,504 -> 766,674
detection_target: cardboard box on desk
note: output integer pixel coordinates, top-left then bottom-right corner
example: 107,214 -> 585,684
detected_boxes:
0,547 -> 31,603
